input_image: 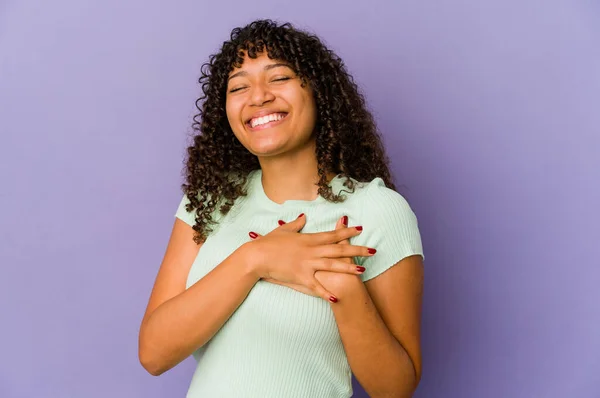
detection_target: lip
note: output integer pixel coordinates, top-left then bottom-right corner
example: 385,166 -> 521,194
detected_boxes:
246,112 -> 289,132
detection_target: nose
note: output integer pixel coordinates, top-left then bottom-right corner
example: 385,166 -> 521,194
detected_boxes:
249,81 -> 275,106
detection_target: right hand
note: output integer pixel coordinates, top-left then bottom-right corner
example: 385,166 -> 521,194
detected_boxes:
245,213 -> 375,302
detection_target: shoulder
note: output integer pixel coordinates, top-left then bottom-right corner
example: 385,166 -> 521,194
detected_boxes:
350,177 -> 424,281
358,177 -> 416,220
357,178 -> 420,239
333,175 -> 416,220
175,171 -> 246,227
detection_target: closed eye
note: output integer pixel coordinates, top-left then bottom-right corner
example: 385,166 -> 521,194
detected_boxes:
228,86 -> 247,93
228,76 -> 290,93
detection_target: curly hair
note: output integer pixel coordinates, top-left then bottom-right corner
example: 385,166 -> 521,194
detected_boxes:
182,19 -> 397,244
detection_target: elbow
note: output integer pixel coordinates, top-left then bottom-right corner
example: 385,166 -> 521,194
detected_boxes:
414,374 -> 422,392
411,359 -> 422,393
138,327 -> 194,376
146,366 -> 166,377
371,369 -> 421,398
396,365 -> 421,398
138,321 -> 168,376
404,370 -> 422,398
139,349 -> 168,376
138,332 -> 169,376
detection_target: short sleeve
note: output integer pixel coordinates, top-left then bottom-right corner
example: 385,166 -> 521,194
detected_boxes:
352,178 -> 424,282
174,193 -> 197,227
174,188 -> 228,231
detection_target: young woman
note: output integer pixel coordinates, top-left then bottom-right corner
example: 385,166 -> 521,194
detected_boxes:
138,19 -> 425,398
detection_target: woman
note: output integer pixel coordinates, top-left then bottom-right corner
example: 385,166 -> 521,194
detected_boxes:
138,19 -> 425,398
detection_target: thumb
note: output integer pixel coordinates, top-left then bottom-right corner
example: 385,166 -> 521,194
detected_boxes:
278,213 -> 306,232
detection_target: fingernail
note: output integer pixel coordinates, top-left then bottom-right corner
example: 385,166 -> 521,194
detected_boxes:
342,215 -> 348,226
297,213 -> 304,219
329,296 -> 338,303
356,266 -> 366,272
368,248 -> 376,254
278,220 -> 286,225
355,226 -> 363,231
249,231 -> 258,239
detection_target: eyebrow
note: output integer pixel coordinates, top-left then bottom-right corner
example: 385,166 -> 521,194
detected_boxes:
228,63 -> 292,81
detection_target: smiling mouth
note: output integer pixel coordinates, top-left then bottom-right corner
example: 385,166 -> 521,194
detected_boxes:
246,112 -> 289,131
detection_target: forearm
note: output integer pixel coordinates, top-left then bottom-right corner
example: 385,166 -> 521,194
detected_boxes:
139,243 -> 258,376
331,277 -> 417,397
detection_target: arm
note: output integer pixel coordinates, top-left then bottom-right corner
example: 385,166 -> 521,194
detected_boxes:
138,219 -> 258,376
316,254 -> 424,398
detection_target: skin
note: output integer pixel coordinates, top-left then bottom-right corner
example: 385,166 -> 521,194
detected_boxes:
229,52 -> 424,397
138,51 -> 423,397
225,52 -> 338,202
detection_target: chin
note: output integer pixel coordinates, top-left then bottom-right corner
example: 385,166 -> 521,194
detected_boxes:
250,147 -> 285,157
246,138 -> 288,156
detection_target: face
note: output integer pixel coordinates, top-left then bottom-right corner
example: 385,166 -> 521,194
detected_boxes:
225,52 -> 317,158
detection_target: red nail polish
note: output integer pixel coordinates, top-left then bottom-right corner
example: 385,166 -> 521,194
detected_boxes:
249,231 -> 258,239
278,220 -> 285,226
297,213 -> 304,218
356,266 -> 366,272
368,248 -> 376,254
355,226 -> 363,231
329,296 -> 338,303
342,215 -> 348,226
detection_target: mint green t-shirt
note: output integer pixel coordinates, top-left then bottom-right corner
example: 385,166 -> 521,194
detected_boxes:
175,168 -> 424,398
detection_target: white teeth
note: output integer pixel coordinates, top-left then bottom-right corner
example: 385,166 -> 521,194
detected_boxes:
250,113 -> 285,128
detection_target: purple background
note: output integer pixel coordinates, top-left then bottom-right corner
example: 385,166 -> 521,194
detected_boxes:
1,1 -> 599,397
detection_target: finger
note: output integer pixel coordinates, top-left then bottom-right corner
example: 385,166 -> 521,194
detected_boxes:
305,224 -> 363,245
335,216 -> 350,245
309,279 -> 339,303
248,231 -> 263,240
314,243 -> 376,259
278,213 -> 306,232
334,216 -> 353,263
315,258 -> 366,275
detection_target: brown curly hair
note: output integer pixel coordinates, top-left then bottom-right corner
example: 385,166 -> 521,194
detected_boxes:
182,19 -> 397,244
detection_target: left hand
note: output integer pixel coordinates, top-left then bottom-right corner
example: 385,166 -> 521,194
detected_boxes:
250,215 -> 357,297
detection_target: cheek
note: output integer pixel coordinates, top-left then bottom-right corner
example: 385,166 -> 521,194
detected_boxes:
225,102 -> 243,130
225,103 -> 234,123
301,95 -> 317,125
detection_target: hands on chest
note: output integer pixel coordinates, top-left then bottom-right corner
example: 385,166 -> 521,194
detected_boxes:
245,213 -> 377,303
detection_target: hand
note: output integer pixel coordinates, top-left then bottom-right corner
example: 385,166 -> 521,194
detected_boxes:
248,214 -> 373,302
261,215 -> 361,298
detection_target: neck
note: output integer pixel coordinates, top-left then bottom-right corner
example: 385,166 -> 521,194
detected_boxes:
257,141 -> 337,204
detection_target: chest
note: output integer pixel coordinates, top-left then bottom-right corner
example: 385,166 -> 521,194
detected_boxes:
186,200 -> 364,286
185,204 -> 360,346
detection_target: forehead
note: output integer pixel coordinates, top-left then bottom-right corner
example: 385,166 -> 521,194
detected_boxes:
227,57 -> 295,85
229,52 -> 290,74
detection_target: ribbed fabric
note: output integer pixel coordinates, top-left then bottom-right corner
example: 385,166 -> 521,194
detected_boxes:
174,168 -> 424,398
